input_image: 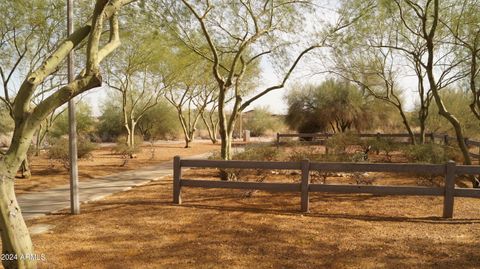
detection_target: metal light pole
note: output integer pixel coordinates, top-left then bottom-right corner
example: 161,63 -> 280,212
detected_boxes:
68,0 -> 80,214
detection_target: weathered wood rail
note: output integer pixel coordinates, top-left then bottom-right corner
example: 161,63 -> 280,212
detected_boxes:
173,156 -> 480,218
276,132 -> 480,159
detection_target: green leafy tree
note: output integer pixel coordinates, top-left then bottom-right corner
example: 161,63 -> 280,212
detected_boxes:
426,88 -> 480,139
0,1 -> 133,266
286,79 -> 373,133
49,101 -> 96,138
389,0 -> 473,170
97,100 -> 124,142
156,0 -> 333,161
440,0 -> 480,121
106,30 -> 168,149
243,107 -> 283,137
137,101 -> 181,141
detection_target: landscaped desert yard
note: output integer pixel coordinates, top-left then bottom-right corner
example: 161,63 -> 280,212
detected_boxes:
22,142 -> 480,268
28,173 -> 480,268
14,141 -> 219,195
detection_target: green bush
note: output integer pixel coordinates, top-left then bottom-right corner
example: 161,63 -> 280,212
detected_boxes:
325,132 -> 362,154
232,144 -> 280,161
112,135 -> 143,157
243,107 -> 283,137
47,137 -> 96,169
368,138 -> 401,162
403,144 -> 462,164
287,146 -> 350,162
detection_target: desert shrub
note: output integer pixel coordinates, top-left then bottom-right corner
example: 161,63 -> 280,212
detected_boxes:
112,135 -> 143,158
287,147 -> 321,162
207,151 -> 221,160
47,137 -> 96,169
287,146 -> 350,162
368,138 -> 402,162
112,143 -> 141,156
114,134 -> 144,148
325,132 -> 361,154
243,107 -> 283,137
232,144 -> 280,161
404,144 -> 462,164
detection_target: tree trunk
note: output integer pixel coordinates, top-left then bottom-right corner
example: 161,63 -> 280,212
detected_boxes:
0,169 -> 36,269
419,114 -> 426,144
125,124 -> 132,147
424,0 -> 476,187
398,108 -> 416,145
34,128 -> 42,157
184,137 -> 190,148
201,113 -> 217,144
0,125 -> 37,269
219,129 -> 231,160
217,86 -> 230,160
130,120 -> 136,149
124,118 -> 137,149
19,159 -> 31,179
177,111 -> 193,148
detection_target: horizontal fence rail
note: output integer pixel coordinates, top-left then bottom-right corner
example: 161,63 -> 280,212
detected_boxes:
173,156 -> 480,218
309,162 -> 445,174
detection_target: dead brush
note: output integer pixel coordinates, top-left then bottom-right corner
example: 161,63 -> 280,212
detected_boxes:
242,174 -> 268,198
350,172 -> 376,185
310,171 -> 328,184
416,175 -> 443,186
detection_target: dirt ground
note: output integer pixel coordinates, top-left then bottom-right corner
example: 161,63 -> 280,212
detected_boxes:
14,141 -> 219,195
9,142 -> 480,268
28,168 -> 480,268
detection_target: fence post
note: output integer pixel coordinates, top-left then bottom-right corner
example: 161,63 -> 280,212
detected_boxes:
443,160 -> 456,218
430,132 -> 435,143
276,133 -> 280,148
464,137 -> 469,146
173,155 -> 182,204
301,159 -> 310,212
376,132 -> 381,154
444,134 -> 449,145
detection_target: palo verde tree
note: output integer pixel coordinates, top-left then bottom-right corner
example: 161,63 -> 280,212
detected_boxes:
331,0 -> 427,144
157,34 -> 220,147
388,1 -> 476,181
156,0 -> 345,161
165,82 -> 218,148
163,52 -> 219,148
0,1 -> 67,178
440,0 -> 480,121
106,30 -> 168,149
0,0 -> 134,268
332,45 -> 417,144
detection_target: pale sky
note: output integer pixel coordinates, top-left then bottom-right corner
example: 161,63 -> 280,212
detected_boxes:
6,0 -> 420,117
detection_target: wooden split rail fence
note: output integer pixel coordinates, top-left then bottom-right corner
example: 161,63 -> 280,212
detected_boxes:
276,132 -> 480,160
173,156 -> 480,218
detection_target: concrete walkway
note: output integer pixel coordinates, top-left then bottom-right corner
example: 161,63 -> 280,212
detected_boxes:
18,152 -> 212,221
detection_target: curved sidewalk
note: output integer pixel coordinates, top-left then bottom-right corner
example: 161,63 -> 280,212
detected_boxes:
18,152 -> 212,220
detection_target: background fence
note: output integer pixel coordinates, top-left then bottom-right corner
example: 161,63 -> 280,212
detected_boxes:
173,156 -> 480,218
276,132 -> 480,160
